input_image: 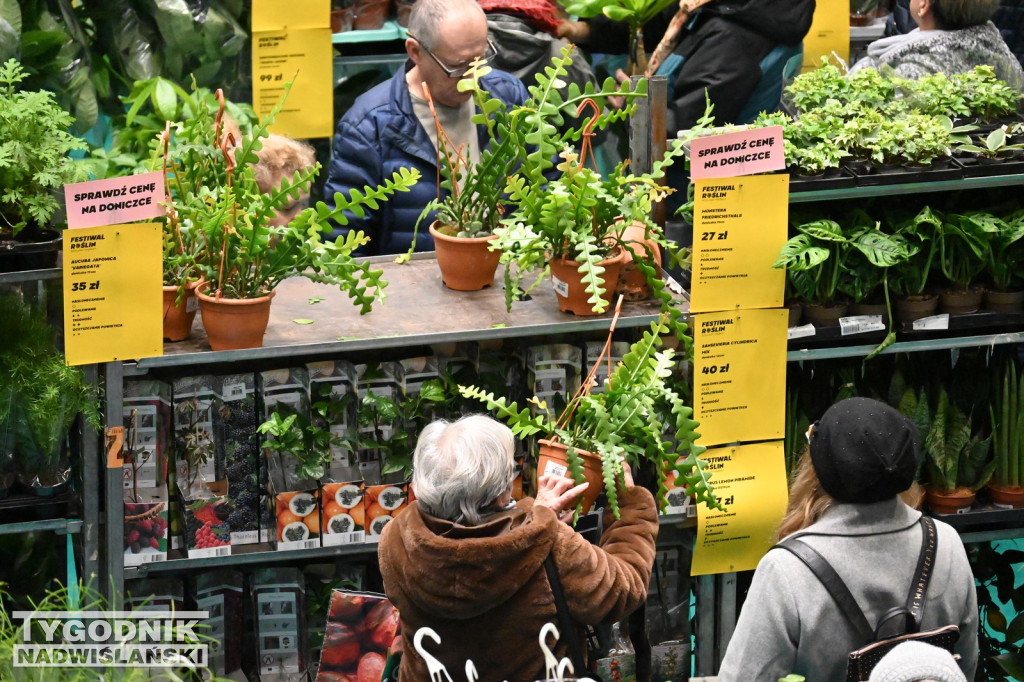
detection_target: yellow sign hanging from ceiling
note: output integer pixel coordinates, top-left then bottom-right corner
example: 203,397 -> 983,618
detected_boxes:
692,307 -> 788,447
252,0 -> 333,139
690,174 -> 788,314
691,441 -> 789,576
63,223 -> 162,366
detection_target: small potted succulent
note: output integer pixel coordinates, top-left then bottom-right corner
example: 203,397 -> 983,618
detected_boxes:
163,82 -> 420,350
460,311 -> 721,519
0,58 -> 87,272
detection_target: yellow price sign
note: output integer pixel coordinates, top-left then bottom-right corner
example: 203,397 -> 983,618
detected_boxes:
690,175 -> 788,314
63,223 -> 162,366
252,0 -> 332,139
803,0 -> 850,71
691,441 -> 789,576
693,308 -> 788,446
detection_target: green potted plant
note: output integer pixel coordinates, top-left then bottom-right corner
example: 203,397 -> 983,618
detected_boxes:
0,58 -> 87,272
164,81 -> 420,350
888,206 -> 942,323
937,211 -> 990,313
956,65 -> 1020,124
987,356 -> 1024,508
558,0 -> 678,74
782,57 -> 850,113
459,312 -> 721,519
899,386 -> 995,514
490,48 -> 692,316
978,209 -> 1024,311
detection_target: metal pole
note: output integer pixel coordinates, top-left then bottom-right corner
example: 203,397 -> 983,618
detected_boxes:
630,75 -> 652,176
694,574 -> 716,675
81,364 -> 100,589
103,361 -> 124,609
716,572 -> 738,668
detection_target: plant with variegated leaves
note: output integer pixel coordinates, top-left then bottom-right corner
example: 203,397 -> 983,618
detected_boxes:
459,314 -> 722,519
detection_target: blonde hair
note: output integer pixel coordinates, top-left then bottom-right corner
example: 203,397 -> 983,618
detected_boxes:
253,134 -> 317,194
776,450 -> 924,541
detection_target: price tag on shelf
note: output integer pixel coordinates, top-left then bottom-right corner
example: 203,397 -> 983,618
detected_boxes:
63,223 -> 162,366
693,308 -> 788,446
912,314 -> 950,331
252,0 -> 332,138
788,323 -> 815,340
839,315 -> 885,336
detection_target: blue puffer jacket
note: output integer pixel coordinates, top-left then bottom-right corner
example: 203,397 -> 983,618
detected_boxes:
323,63 -> 529,255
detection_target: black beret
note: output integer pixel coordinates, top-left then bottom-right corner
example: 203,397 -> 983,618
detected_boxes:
810,397 -> 922,503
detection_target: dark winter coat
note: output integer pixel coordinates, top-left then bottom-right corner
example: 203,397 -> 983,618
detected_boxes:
377,486 -> 659,682
718,499 -> 978,682
323,64 -> 528,255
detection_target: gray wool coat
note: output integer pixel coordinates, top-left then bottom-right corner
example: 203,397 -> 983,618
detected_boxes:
850,22 -> 1024,91
718,499 -> 978,682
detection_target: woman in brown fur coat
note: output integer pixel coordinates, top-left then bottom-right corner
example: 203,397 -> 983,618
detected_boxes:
378,414 -> 659,682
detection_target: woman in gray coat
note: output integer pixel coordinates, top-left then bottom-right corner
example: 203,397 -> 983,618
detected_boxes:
718,397 -> 978,682
850,0 -> 1024,90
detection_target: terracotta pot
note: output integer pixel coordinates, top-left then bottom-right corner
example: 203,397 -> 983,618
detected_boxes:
330,8 -> 354,33
983,289 -> 1024,313
893,294 -> 939,323
925,486 -> 975,515
802,301 -> 849,327
615,221 -> 662,302
939,288 -> 984,314
394,0 -> 415,27
787,301 -> 803,327
429,223 -> 501,291
195,286 -> 276,351
548,247 -> 628,316
986,482 -> 1024,508
162,278 -> 203,342
537,439 -> 605,514
353,0 -> 390,30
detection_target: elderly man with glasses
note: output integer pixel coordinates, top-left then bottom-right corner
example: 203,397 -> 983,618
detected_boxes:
324,0 -> 528,256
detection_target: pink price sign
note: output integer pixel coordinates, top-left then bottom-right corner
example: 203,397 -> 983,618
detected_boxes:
64,171 -> 165,229
689,126 -> 785,179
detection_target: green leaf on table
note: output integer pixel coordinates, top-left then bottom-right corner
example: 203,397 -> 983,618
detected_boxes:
292,318 -> 314,325
308,297 -> 324,304
491,323 -> 506,328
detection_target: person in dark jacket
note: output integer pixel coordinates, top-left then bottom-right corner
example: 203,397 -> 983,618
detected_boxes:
323,0 -> 528,255
559,0 -> 816,131
378,414 -> 658,682
718,398 -> 978,682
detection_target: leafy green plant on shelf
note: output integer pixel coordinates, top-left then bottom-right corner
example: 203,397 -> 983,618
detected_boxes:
163,78 -> 419,306
956,65 -> 1020,123
258,406 -> 336,483
988,357 -> 1024,492
956,126 -> 1024,160
783,56 -> 850,112
0,58 -> 87,240
898,386 -> 995,494
887,206 -> 942,299
974,209 -> 1024,292
937,211 -> 991,294
460,314 -> 722,519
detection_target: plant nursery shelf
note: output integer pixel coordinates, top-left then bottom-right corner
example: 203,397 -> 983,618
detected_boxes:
140,254 -> 681,370
788,172 -> 1024,203
0,518 -> 81,537
0,266 -> 62,284
124,540 -> 383,579
787,331 -> 1024,361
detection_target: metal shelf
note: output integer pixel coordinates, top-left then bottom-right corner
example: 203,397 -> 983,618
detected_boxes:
787,331 -> 1024,362
789,173 -> 1024,203
124,541 -> 383,578
332,20 -> 406,44
0,518 -> 82,537
960,527 -> 1024,544
0,267 -> 62,284
134,254 -> 681,370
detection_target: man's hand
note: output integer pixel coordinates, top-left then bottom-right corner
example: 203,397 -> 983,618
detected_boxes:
534,474 -> 589,524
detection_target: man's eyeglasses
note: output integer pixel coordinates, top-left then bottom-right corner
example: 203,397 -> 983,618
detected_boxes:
408,33 -> 497,79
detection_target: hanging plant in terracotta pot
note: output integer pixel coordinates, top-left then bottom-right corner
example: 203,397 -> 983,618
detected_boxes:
491,47 -> 691,316
459,305 -> 722,519
164,82 -> 420,351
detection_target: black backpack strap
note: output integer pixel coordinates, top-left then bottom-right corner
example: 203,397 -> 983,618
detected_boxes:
544,554 -> 590,676
776,538 -> 874,643
906,517 -> 938,626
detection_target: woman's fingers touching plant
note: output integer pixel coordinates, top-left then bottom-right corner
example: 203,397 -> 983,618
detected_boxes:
535,474 -> 590,521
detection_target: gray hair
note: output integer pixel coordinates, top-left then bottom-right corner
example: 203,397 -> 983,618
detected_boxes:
931,0 -> 1000,29
412,414 -> 515,526
407,0 -> 485,51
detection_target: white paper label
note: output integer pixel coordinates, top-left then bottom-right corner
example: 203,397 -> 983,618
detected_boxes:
839,315 -> 885,336
956,506 -> 972,514
231,530 -> 259,545
189,545 -> 231,559
322,530 -> 365,546
551,275 -> 569,297
543,460 -> 568,478
223,383 -> 246,400
788,324 -> 816,339
912,314 -> 950,331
